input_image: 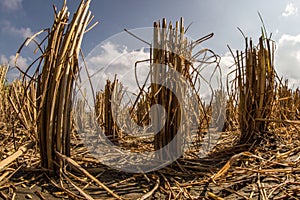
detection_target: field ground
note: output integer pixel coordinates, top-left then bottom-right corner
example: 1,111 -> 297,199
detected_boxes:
0,123 -> 299,199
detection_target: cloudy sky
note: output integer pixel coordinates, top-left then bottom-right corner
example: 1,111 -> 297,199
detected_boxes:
1,0 -> 300,88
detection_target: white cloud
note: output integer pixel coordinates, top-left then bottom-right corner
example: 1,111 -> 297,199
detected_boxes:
0,54 -> 28,68
86,42 -> 149,92
0,55 -> 9,64
220,51 -> 235,75
218,51 -> 236,90
282,3 -> 298,17
79,42 -> 149,106
0,0 -> 23,12
0,54 -> 29,80
275,34 -> 300,87
1,21 -> 33,39
87,42 -> 148,71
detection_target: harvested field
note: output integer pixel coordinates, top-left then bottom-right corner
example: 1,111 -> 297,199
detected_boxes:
0,1 -> 300,200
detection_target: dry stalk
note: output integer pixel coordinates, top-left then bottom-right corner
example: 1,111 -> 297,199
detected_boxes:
35,0 -> 95,171
233,36 -> 275,143
0,65 -> 8,121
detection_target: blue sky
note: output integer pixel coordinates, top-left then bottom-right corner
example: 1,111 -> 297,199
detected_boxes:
1,0 -> 300,87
